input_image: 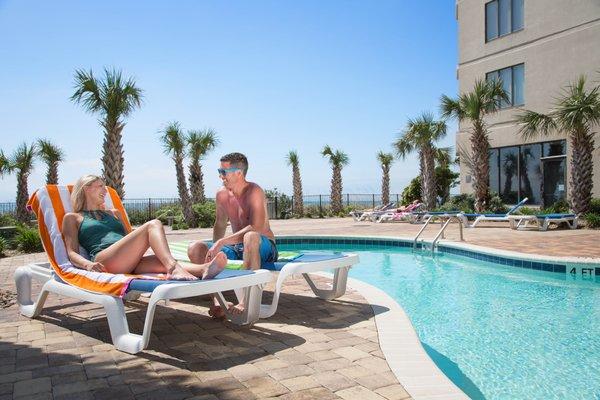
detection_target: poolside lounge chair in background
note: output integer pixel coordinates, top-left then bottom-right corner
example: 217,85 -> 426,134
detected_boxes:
169,242 -> 360,319
15,185 -> 271,354
457,198 -> 529,228
507,213 -> 578,231
376,202 -> 423,223
350,202 -> 395,221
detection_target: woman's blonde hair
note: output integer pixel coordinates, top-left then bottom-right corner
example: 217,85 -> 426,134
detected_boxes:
71,175 -> 103,212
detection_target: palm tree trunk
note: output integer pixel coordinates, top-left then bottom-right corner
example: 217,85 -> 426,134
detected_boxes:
570,130 -> 594,214
471,120 -> 490,212
189,160 -> 205,203
46,162 -> 59,184
331,166 -> 343,214
175,156 -> 197,228
381,166 -> 390,205
16,171 -> 29,223
101,119 -> 126,198
292,165 -> 303,216
421,146 -> 437,210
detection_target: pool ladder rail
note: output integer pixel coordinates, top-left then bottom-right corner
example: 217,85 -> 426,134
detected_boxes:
413,213 -> 464,253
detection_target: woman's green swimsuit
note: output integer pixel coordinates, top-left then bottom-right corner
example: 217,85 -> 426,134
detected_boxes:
78,211 -> 126,261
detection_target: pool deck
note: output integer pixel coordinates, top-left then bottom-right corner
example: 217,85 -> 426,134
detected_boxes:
0,217 -> 598,399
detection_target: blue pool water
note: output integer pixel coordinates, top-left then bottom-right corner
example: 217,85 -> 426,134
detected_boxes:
279,244 -> 600,400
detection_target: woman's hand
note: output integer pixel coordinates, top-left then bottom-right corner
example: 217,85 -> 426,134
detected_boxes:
84,261 -> 106,272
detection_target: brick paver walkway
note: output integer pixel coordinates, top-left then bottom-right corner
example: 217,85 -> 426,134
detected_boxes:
0,251 -> 411,400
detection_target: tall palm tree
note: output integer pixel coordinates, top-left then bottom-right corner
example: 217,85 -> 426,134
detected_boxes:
285,150 -> 304,217
518,75 -> 600,214
394,113 -> 447,210
441,79 -> 508,212
71,68 -> 143,198
10,143 -> 36,223
37,139 -> 64,184
187,128 -> 219,204
376,151 -> 394,205
321,145 -> 349,215
160,122 -> 197,228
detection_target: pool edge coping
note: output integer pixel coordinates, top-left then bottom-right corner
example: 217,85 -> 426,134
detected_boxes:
315,271 -> 470,400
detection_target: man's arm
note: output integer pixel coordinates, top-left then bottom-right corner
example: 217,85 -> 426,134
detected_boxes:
212,189 -> 229,242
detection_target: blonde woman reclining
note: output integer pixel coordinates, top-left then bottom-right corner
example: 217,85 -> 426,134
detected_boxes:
62,175 -> 226,280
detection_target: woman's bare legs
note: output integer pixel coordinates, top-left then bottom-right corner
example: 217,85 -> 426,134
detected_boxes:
94,219 -> 226,279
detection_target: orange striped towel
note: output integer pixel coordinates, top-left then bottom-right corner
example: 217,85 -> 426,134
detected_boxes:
27,184 -> 161,297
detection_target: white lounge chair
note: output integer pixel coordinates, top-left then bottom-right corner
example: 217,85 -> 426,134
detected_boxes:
15,185 -> 272,354
507,213 -> 578,231
350,202 -> 395,221
458,197 -> 529,228
169,242 -> 360,319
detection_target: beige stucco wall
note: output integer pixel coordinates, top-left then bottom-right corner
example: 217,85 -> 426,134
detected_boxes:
455,0 -> 600,200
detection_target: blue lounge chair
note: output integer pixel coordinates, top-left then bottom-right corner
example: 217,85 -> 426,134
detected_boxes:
458,197 -> 529,228
508,213 -> 578,231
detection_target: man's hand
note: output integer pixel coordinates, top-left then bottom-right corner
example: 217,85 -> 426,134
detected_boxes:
205,240 -> 223,262
84,261 -> 105,273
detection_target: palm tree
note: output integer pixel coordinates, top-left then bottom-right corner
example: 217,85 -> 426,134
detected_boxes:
518,75 -> 600,214
10,143 -> 36,223
187,128 -> 219,204
37,139 -> 64,184
321,145 -> 349,215
285,150 -> 304,217
71,68 -> 143,198
376,151 -> 394,205
441,79 -> 508,212
394,113 -> 447,210
160,122 -> 197,228
434,146 -> 455,204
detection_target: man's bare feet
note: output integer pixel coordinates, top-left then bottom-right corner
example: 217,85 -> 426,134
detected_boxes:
167,262 -> 198,280
228,302 -> 245,315
208,302 -> 231,319
202,252 -> 227,280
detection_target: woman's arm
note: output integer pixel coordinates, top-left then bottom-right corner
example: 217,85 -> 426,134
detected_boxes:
62,213 -> 105,271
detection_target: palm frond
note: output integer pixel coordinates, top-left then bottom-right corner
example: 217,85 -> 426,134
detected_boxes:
285,150 -> 299,167
187,128 -> 219,160
321,145 -> 333,158
517,110 -> 557,140
10,142 -> 36,172
440,94 -> 462,120
434,146 -> 453,167
70,69 -> 103,113
0,150 -> 11,176
37,139 -> 64,163
376,151 -> 394,167
160,122 -> 186,157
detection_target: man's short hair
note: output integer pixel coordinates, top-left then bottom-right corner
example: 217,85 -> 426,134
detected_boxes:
220,152 -> 248,176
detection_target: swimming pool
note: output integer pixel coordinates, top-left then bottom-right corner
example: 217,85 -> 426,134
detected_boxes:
279,239 -> 600,400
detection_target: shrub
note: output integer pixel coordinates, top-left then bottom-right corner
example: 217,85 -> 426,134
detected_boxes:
192,202 -> 216,228
516,206 -> 536,215
585,213 -> 600,229
14,225 -> 43,253
542,199 -> 570,214
0,237 -> 6,257
303,205 -> 325,218
438,194 -> 475,213
401,177 -> 421,205
127,209 -> 150,226
0,214 -> 17,227
589,198 -> 600,214
155,205 -> 182,225
483,194 -> 508,214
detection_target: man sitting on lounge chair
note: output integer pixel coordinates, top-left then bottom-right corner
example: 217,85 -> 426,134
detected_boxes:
187,152 -> 278,318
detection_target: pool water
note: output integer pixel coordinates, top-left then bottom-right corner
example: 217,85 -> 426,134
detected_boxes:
279,244 -> 600,400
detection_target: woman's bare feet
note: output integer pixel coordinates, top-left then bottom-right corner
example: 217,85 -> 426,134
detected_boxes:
167,262 -> 198,280
201,252 -> 227,280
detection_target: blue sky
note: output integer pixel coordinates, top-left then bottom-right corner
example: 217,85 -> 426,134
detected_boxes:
0,0 -> 458,201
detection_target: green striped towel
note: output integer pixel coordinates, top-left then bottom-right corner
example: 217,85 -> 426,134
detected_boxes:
168,241 -> 301,268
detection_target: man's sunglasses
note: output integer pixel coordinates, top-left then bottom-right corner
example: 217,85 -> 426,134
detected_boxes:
218,167 -> 241,176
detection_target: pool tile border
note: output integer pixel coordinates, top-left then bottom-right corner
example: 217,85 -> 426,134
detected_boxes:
276,235 -> 600,277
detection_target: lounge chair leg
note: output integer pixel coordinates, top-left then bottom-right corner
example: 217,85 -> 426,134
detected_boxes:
15,265 -> 53,318
102,296 -> 144,354
302,266 -> 350,301
215,284 -> 265,325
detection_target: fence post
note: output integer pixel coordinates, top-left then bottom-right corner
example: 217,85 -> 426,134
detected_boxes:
148,198 -> 152,222
396,194 -> 399,204
346,193 -> 349,207
372,194 -> 375,209
274,196 -> 278,219
319,195 -> 322,216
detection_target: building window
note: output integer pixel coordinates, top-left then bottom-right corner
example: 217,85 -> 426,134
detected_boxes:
486,64 -> 525,108
485,0 -> 524,42
488,140 -> 565,206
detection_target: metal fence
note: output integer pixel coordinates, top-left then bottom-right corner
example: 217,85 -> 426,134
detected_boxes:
0,194 -> 403,221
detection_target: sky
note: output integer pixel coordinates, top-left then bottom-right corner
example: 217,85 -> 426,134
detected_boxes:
0,0 -> 458,202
